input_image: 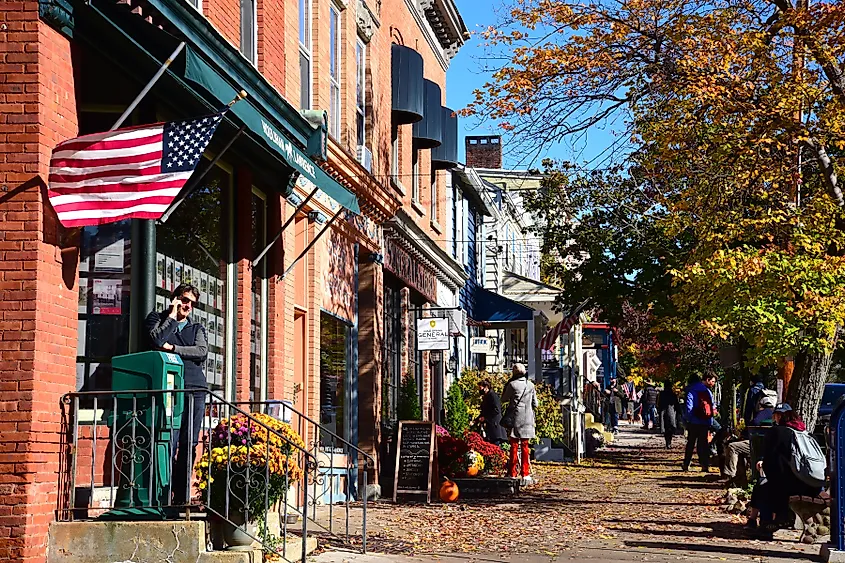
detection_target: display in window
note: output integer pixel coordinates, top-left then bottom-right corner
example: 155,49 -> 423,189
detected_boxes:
92,279 -> 122,315
93,238 -> 125,272
78,278 -> 88,314
156,252 -> 166,288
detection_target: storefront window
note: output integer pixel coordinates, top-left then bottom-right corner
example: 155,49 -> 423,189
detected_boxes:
156,162 -> 232,396
76,221 -> 132,392
250,189 -> 268,402
382,283 -> 402,423
320,312 -> 349,446
409,302 -> 423,410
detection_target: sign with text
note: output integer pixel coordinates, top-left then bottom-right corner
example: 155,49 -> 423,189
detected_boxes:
470,337 -> 490,354
417,318 -> 449,351
393,421 -> 436,502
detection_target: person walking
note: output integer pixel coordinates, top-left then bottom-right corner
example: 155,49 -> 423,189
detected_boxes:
476,379 -> 507,446
501,363 -> 538,484
642,382 -> 660,430
658,385 -> 680,448
605,377 -> 623,434
683,372 -> 717,472
146,283 -> 208,505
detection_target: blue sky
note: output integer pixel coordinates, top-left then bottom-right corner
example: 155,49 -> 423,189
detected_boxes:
445,0 -> 621,170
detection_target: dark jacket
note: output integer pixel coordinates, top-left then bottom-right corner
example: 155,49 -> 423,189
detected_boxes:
744,382 -> 765,424
480,390 -> 507,443
145,311 -> 208,388
658,389 -> 679,431
643,385 -> 660,407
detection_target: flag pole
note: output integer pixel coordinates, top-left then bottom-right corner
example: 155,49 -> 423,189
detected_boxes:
279,206 -> 345,281
252,186 -> 319,268
157,91 -> 248,224
111,42 -> 186,131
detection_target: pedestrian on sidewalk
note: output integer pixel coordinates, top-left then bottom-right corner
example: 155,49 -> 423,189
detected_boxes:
476,379 -> 507,446
658,384 -> 680,448
682,372 -> 717,472
641,382 -> 660,430
604,377 -> 624,434
501,363 -> 538,484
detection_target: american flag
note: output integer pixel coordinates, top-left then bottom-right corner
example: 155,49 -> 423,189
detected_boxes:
48,112 -> 226,227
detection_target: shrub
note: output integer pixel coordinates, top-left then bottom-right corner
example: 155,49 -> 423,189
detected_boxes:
466,432 -> 508,475
398,375 -> 422,420
444,382 -> 470,436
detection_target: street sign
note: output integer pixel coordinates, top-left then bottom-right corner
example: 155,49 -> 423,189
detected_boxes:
417,318 -> 449,350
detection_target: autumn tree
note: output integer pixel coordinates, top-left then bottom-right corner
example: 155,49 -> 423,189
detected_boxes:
471,0 -> 845,428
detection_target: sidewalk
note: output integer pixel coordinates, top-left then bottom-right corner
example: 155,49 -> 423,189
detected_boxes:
311,425 -> 820,562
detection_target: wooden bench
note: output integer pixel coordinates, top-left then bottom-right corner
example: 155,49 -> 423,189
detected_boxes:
788,493 -> 831,544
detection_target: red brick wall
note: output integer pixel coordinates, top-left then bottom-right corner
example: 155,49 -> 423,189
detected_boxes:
0,6 -> 80,561
234,170 -> 253,403
203,0 -> 240,50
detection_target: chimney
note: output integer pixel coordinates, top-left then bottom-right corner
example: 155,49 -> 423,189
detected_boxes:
465,135 -> 502,169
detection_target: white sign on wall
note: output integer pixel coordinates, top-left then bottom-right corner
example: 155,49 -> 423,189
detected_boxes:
470,337 -> 490,354
417,318 -> 450,350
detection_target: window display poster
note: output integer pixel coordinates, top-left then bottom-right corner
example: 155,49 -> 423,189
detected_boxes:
156,253 -> 166,288
207,316 -> 217,347
156,294 -> 167,314
93,238 -> 125,272
166,256 -> 175,291
174,261 -> 183,287
200,273 -> 208,305
78,278 -> 89,314
92,279 -> 122,315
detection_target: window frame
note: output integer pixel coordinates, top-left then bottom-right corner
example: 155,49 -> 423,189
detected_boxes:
240,0 -> 257,64
355,38 -> 366,149
430,169 -> 437,223
411,150 -> 420,203
250,186 -> 269,403
299,0 -> 312,110
329,4 -> 342,140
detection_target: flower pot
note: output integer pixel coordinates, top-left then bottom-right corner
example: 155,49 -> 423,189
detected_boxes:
223,511 -> 255,551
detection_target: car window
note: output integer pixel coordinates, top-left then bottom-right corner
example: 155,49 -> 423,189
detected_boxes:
821,386 -> 845,407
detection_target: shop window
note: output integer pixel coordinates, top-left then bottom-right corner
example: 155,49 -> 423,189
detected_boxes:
329,4 -> 342,139
299,0 -> 312,109
320,312 -> 350,446
409,298 -> 424,412
250,188 -> 268,402
156,162 -> 233,397
240,0 -> 257,64
382,283 -> 402,423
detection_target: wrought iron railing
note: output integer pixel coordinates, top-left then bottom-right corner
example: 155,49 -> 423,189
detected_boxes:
233,400 -> 374,552
57,389 -> 328,561
583,383 -> 603,418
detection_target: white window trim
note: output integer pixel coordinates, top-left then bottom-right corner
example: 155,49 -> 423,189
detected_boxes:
241,0 -> 258,65
430,170 -> 437,223
299,0 -> 313,110
412,151 -> 420,203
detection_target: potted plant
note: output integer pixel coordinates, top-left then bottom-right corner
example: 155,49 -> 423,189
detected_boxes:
195,413 -> 305,550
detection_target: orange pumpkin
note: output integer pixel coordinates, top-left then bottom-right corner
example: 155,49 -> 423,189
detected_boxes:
465,465 -> 479,477
439,479 -> 459,503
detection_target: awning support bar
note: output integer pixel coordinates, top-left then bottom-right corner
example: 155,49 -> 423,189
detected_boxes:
158,124 -> 246,224
111,42 -> 186,131
253,186 -> 319,268
279,206 -> 345,281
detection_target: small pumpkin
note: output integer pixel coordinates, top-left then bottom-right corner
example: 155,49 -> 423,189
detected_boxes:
465,465 -> 479,477
439,479 -> 459,503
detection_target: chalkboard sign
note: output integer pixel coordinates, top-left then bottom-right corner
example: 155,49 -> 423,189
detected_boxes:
393,421 -> 436,502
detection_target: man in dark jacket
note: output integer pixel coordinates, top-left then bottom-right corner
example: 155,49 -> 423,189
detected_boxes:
683,373 -> 717,472
477,379 -> 506,446
146,283 -> 208,505
744,375 -> 766,425
642,382 -> 660,430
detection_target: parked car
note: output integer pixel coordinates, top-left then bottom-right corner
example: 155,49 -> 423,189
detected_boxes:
815,383 -> 845,449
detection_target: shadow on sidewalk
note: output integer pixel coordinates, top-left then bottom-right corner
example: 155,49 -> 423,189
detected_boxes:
622,540 -> 821,561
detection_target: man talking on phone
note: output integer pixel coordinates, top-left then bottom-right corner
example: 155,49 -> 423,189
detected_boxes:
145,283 -> 208,506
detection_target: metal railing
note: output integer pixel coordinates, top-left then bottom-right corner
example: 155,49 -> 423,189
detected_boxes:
233,400 -> 374,552
57,389 -> 328,561
583,383 -> 602,418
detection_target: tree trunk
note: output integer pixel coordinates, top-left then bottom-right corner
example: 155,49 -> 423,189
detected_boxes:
721,368 -> 737,431
786,347 -> 834,431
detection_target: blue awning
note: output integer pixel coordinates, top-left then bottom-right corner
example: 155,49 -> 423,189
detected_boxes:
473,287 -> 534,323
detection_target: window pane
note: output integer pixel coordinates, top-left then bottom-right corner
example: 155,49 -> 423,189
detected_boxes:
240,0 -> 255,63
156,163 -> 231,394
320,313 -> 349,445
330,8 -> 339,79
300,50 -> 311,109
299,0 -> 309,45
330,83 -> 340,138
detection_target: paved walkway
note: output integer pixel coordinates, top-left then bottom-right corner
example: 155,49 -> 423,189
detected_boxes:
310,425 -> 823,562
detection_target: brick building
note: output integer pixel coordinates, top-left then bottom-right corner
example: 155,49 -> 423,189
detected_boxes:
0,0 -> 466,559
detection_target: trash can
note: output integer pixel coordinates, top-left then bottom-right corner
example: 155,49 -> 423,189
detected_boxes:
108,351 -> 185,513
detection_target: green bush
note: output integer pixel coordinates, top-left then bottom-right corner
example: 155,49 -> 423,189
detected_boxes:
398,375 -> 422,420
444,381 -> 470,436
455,368 -> 563,443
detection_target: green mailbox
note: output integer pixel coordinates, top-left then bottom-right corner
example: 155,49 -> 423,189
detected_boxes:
109,351 -> 185,512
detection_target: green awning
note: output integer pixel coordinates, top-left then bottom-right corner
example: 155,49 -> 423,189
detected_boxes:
184,48 -> 359,214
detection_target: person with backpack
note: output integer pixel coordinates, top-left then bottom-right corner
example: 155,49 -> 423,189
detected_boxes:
750,405 -> 825,530
641,382 -> 660,430
683,372 -> 717,472
743,375 -> 766,425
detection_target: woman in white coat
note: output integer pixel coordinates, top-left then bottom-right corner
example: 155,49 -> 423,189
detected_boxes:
500,363 -> 538,483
